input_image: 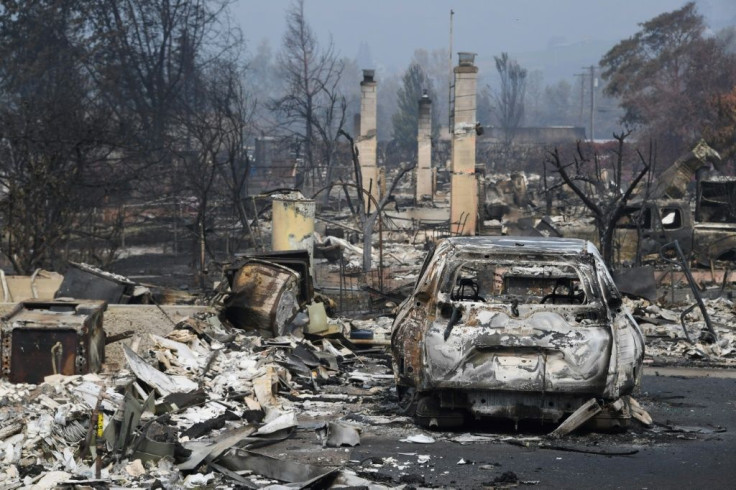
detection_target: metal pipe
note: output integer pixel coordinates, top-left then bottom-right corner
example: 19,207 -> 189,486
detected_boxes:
30,269 -> 41,298
660,240 -> 718,342
0,269 -> 10,302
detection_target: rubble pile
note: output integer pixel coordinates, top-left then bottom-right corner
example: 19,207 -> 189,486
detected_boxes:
0,312 -> 395,488
628,297 -> 736,365
316,232 -> 427,277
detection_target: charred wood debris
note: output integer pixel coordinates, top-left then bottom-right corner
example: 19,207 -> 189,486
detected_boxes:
0,171 -> 735,489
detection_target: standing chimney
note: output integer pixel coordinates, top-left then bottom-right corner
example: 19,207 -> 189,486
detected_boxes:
415,91 -> 433,202
450,52 -> 478,235
358,69 -> 379,211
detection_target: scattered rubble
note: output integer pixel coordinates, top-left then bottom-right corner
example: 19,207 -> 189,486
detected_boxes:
0,311 -> 388,488
0,178 -> 734,487
629,296 -> 736,365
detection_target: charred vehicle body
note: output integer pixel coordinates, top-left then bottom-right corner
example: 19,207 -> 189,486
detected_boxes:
391,237 -> 644,428
616,178 -> 736,266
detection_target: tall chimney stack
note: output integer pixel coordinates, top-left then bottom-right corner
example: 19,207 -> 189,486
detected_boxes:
415,91 -> 433,202
358,69 -> 379,210
450,52 -> 478,235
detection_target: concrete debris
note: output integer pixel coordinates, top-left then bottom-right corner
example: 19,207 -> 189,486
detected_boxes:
399,434 -> 436,444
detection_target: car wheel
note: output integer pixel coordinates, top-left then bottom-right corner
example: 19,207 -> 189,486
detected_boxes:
415,395 -> 465,429
397,385 -> 418,416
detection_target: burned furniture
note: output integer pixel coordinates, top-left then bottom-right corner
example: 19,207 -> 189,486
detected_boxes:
391,237 -> 644,428
1,299 -> 107,384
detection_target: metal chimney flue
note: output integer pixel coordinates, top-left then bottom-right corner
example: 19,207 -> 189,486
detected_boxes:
362,69 -> 375,83
458,52 -> 477,66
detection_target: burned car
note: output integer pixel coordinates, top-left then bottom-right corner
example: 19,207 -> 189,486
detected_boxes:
391,237 -> 644,428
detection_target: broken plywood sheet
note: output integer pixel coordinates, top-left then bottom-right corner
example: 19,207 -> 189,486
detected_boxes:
549,398 -> 602,438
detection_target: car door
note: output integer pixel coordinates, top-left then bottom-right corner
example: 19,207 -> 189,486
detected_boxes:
658,204 -> 693,254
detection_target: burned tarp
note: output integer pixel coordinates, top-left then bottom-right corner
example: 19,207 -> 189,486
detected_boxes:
1,299 -> 107,384
55,262 -> 150,304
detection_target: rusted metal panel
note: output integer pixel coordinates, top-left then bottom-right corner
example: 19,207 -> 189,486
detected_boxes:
271,193 -> 315,273
1,299 -> 107,384
226,250 -> 313,304
56,262 -> 144,304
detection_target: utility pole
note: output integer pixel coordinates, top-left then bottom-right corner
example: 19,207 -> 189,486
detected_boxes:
589,65 -> 596,142
448,9 -> 454,132
574,72 -> 586,125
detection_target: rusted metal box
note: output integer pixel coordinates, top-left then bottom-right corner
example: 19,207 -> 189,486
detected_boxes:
1,299 -> 107,384
223,259 -> 300,337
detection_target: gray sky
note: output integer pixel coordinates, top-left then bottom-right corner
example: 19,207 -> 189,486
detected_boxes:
233,0 -> 736,76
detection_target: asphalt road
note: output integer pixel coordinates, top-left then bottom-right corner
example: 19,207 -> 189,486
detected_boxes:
348,372 -> 736,489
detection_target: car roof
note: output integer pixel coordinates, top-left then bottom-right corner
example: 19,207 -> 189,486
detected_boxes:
443,236 -> 595,255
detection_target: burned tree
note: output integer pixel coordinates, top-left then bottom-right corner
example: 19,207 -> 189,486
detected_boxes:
83,0 -> 224,158
273,0 -> 346,193
546,131 -> 651,267
0,0 -> 121,273
392,63 -> 436,158
492,52 -> 527,146
600,2 -> 736,165
339,130 -> 414,272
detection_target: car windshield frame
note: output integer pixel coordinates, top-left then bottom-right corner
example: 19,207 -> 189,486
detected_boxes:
436,254 -> 602,306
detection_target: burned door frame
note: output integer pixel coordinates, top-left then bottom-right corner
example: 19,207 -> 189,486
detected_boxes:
657,203 -> 693,256
617,201 -> 693,261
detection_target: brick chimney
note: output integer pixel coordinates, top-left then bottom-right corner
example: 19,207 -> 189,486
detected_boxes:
450,52 -> 478,235
358,69 -> 379,210
416,91 -> 433,202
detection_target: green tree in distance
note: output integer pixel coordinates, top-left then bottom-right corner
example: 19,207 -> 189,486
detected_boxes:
600,2 -> 736,165
392,62 -> 435,157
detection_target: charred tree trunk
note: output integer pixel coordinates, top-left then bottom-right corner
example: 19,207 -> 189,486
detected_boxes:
547,131 -> 650,269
